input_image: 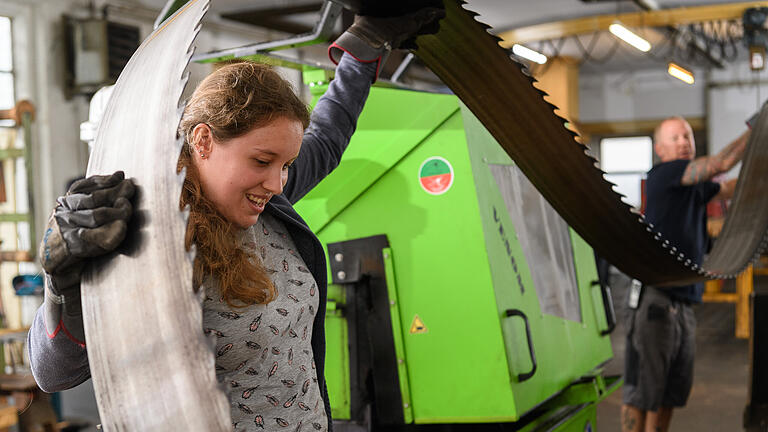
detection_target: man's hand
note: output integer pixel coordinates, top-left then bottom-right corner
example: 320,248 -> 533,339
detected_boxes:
746,99 -> 768,129
713,177 -> 738,201
329,5 -> 445,81
40,171 -> 135,294
681,130 -> 749,186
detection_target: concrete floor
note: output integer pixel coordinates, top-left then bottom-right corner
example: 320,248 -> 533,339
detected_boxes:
596,273 -> 758,432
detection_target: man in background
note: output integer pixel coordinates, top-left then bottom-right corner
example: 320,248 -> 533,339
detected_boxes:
621,115 -> 751,432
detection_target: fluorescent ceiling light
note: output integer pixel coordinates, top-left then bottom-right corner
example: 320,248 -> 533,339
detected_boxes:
512,44 -> 547,64
667,62 -> 694,84
609,23 -> 651,52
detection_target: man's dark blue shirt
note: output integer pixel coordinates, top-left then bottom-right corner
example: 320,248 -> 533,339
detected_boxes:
644,159 -> 720,303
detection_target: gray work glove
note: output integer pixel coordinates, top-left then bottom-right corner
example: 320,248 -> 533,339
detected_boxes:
39,171 -> 135,343
328,6 -> 445,81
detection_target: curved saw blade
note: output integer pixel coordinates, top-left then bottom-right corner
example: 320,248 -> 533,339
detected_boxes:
81,0 -> 231,430
414,0 -> 768,285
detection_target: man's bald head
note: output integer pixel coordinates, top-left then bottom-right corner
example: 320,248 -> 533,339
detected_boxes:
654,116 -> 695,162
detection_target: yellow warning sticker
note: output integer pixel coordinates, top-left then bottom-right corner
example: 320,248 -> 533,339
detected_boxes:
410,314 -> 428,334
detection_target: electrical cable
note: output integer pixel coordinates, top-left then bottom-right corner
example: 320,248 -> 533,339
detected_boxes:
514,17 -> 747,71
572,32 -> 621,64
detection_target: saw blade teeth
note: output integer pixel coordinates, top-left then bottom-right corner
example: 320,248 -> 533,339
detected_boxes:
534,86 -> 550,99
457,1 -> 479,17
178,72 -> 191,102
477,21 -> 494,32
420,0 -> 758,286
180,201 -> 191,219
457,1 -> 509,47
196,281 -> 208,303
186,242 -> 197,267
179,70 -> 191,94
509,56 -> 527,70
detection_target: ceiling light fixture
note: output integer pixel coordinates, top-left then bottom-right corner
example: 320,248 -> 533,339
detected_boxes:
512,44 -> 547,65
667,62 -> 694,84
609,23 -> 651,52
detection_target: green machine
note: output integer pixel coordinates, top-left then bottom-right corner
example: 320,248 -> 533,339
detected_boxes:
295,71 -> 621,431
155,1 -> 624,429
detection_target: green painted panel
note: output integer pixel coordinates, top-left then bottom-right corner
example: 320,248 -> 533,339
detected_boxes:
0,148 -> 24,160
301,85 -> 614,425
0,213 -> 30,223
552,404 -> 597,432
324,283 -> 350,420
310,111 -> 519,422
461,102 -> 613,417
382,247 -> 413,423
295,86 -> 460,234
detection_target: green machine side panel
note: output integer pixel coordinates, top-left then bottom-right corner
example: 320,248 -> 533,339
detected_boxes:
323,283 -> 350,420
297,85 -> 461,233
298,88 -> 520,422
298,84 -> 614,425
461,103 -> 614,417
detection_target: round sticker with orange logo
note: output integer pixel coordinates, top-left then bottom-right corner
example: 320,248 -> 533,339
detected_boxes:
419,156 -> 454,195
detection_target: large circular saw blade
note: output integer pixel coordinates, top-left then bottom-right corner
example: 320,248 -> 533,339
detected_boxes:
81,0 -> 231,430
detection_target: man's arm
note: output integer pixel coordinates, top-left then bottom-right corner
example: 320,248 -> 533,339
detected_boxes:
712,177 -> 738,201
681,130 -> 749,185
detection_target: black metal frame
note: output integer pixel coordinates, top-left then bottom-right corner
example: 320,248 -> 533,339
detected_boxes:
592,254 -> 617,336
745,287 -> 768,431
504,309 -> 537,382
328,235 -> 405,426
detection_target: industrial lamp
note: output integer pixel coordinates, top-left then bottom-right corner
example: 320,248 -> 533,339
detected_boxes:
511,44 -> 547,64
667,62 -> 694,84
609,22 -> 651,52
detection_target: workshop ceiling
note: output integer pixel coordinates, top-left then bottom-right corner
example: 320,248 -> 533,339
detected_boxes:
136,0 -> 749,29
136,0 -> 758,73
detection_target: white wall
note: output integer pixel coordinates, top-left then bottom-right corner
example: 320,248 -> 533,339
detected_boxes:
580,67 -> 706,123
580,60 -> 762,179
707,62 -> 768,177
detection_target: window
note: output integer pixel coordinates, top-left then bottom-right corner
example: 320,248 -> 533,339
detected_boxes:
0,14 -> 37,329
0,16 -> 13,118
490,164 -> 582,323
600,136 -> 653,209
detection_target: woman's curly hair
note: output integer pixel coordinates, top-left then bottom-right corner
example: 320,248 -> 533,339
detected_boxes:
178,61 -> 310,306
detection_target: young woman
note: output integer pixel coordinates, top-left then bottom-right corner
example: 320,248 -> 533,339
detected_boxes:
28,8 -> 443,431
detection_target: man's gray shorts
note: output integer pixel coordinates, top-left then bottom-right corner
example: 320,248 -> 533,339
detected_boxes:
623,285 -> 696,411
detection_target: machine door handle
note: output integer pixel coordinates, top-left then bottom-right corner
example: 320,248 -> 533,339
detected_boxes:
504,309 -> 537,382
591,280 -> 617,336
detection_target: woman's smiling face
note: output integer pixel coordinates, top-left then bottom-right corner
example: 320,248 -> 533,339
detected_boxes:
192,116 -> 304,229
